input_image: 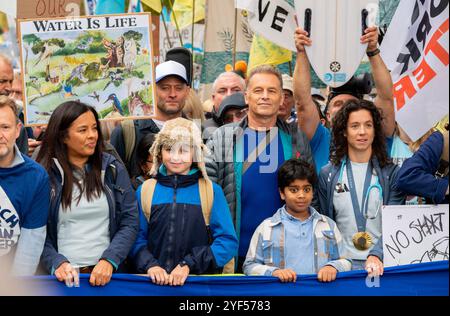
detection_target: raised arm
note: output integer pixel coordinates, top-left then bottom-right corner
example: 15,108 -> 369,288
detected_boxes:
362,27 -> 396,137
294,28 -> 321,141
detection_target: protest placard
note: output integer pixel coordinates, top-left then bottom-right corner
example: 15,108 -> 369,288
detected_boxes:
17,13 -> 156,125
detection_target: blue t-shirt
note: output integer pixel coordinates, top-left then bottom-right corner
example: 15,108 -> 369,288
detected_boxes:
310,123 -> 331,174
240,129 -> 285,257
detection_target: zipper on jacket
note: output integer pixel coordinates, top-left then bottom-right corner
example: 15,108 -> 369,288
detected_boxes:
166,175 -> 178,269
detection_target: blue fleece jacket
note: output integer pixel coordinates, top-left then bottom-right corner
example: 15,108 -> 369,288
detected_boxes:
0,152 -> 50,274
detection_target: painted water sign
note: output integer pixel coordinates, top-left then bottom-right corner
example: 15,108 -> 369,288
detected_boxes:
17,13 -> 156,125
382,205 -> 449,267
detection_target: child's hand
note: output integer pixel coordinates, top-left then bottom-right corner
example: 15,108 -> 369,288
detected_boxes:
318,266 -> 338,282
147,266 -> 170,285
272,269 -> 297,283
169,264 -> 190,286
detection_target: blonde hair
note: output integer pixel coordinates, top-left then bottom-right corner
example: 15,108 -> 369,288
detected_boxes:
182,90 -> 205,123
0,95 -> 18,122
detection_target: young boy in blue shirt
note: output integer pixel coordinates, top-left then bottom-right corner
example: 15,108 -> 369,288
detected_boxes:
243,159 -> 351,282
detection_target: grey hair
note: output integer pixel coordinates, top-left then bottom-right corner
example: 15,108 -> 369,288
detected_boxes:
212,72 -> 246,93
247,65 -> 283,90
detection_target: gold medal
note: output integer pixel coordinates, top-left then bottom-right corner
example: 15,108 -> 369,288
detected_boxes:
352,232 -> 373,250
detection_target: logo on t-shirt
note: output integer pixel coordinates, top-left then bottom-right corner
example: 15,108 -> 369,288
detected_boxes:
0,186 -> 20,256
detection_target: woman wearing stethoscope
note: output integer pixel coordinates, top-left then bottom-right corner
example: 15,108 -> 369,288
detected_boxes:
317,99 -> 405,277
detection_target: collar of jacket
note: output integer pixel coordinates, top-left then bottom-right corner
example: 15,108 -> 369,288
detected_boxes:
136,119 -> 161,133
157,166 -> 201,188
50,153 -> 119,186
268,205 -> 324,227
237,116 -> 292,133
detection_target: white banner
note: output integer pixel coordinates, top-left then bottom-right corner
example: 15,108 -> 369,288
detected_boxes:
382,205 -> 449,267
380,0 -> 449,141
235,0 -> 255,11
0,1 -> 17,17
247,0 -> 297,51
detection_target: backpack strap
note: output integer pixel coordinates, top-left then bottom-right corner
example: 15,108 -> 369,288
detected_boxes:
121,120 -> 136,166
198,177 -> 214,226
141,178 -> 157,222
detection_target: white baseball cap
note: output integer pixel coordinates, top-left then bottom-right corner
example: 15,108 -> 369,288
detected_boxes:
155,60 -> 188,84
282,74 -> 294,94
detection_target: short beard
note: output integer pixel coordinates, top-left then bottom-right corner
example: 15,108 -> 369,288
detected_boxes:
157,99 -> 185,116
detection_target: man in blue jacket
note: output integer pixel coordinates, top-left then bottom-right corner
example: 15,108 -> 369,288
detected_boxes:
0,96 -> 50,275
317,99 -> 405,277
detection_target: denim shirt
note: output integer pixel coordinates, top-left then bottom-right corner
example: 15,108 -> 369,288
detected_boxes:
243,206 -> 352,276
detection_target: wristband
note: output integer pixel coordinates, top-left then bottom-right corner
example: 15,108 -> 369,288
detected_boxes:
367,48 -> 380,57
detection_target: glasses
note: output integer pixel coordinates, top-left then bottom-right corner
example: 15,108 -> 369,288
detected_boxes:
223,108 -> 248,124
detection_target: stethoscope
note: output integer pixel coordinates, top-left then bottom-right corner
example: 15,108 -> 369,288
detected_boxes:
335,158 -> 383,220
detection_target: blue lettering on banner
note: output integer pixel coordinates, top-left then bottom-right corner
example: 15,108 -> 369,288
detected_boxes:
335,73 -> 347,82
0,208 -> 19,229
324,73 -> 333,82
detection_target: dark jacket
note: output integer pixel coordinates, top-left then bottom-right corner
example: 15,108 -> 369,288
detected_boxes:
110,119 -> 160,178
317,156 -> 405,259
40,153 -> 139,273
205,117 -> 314,230
395,131 -> 449,204
130,169 -> 238,274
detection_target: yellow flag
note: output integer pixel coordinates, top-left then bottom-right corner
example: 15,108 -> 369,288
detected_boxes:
171,0 -> 205,29
141,0 -> 163,13
247,34 -> 292,73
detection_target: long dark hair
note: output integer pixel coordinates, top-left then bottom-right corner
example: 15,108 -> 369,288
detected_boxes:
36,101 -> 104,210
330,99 -> 390,168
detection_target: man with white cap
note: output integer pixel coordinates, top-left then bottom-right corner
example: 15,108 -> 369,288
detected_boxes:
278,74 -> 296,124
111,60 -> 190,178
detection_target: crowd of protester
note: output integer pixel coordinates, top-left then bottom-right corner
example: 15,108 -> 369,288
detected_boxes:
0,25 -> 448,288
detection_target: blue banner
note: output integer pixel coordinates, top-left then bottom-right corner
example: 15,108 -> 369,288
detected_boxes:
22,262 -> 449,296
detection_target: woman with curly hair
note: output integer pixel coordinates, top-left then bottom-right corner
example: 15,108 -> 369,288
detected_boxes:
317,99 -> 405,277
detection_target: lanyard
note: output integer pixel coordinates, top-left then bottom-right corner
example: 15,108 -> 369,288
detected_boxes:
346,160 -> 373,232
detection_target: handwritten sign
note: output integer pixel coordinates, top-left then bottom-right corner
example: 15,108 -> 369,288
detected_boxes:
16,0 -> 82,19
382,205 -> 449,267
247,0 -> 297,52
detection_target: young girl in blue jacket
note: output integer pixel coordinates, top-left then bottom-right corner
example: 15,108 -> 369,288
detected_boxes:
130,117 -> 238,286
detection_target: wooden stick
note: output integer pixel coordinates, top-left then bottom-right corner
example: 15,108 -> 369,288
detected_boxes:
168,0 -> 184,46
160,1 -> 173,49
232,7 -> 238,68
191,0 -> 195,55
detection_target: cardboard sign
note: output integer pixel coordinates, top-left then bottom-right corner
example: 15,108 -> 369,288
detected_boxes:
17,13 -> 156,125
17,0 -> 82,19
382,204 -> 449,267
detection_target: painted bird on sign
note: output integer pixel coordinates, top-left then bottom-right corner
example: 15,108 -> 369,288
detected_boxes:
104,93 -> 124,115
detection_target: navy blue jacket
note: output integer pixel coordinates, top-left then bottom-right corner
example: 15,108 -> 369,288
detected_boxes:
317,157 -> 405,259
130,169 -> 238,274
396,131 -> 449,204
41,153 -> 139,273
